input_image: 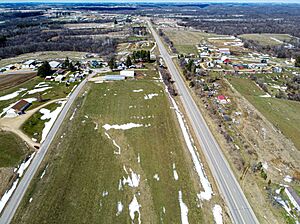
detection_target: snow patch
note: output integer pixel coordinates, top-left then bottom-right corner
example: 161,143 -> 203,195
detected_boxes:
0,179 -> 19,213
27,86 -> 52,95
40,101 -> 66,143
133,89 -> 143,93
16,152 -> 36,178
129,195 -> 141,224
116,201 -> 124,216
178,191 -> 189,224
153,173 -> 160,181
173,163 -> 179,181
137,153 -> 141,163
69,108 -> 77,121
0,88 -> 27,101
213,204 -> 223,224
103,123 -> 143,131
122,169 -> 140,188
102,191 -> 109,197
163,80 -> 212,200
144,93 -> 158,100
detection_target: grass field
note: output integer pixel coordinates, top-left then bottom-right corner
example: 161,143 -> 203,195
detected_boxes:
228,76 -> 300,150
0,131 -> 28,168
12,78 -> 218,223
164,29 -> 223,55
239,33 -> 292,46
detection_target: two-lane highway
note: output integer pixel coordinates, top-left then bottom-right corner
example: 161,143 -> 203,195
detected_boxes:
148,21 -> 259,224
0,73 -> 94,224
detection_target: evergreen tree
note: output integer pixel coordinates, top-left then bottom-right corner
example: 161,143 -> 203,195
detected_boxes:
295,55 -> 300,67
37,61 -> 52,77
126,55 -> 132,67
108,57 -> 116,70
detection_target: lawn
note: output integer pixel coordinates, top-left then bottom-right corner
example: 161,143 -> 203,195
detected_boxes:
239,33 -> 292,46
228,76 -> 300,150
12,78 -> 215,223
0,131 -> 28,167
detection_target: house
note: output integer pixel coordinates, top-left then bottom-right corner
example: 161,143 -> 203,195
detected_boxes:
12,99 -> 32,115
120,70 -> 135,78
217,95 -> 230,104
104,75 -> 126,81
49,61 -> 61,69
219,48 -> 231,55
55,75 -> 65,82
22,60 -> 36,69
285,187 -> 300,211
273,66 -> 283,73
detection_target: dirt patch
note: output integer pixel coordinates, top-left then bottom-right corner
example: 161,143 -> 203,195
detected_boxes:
0,72 -> 37,91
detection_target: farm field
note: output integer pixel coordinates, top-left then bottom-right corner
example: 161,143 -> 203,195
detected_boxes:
164,29 -> 224,55
0,51 -> 99,68
0,72 -> 37,91
228,76 -> 300,150
11,78 -> 222,223
239,33 -> 293,46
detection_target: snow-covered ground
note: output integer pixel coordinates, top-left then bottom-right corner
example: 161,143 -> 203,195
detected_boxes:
40,101 -> 66,143
178,191 -> 189,224
121,169 -> 140,188
0,152 -> 36,213
27,86 -> 52,95
133,89 -> 143,93
103,123 -> 143,131
144,93 -> 158,100
129,195 -> 141,224
116,201 -> 124,216
173,163 -> 179,181
162,75 -> 213,201
0,88 -> 27,101
212,204 -> 223,224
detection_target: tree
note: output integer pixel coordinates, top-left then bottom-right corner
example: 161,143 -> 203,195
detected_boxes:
37,61 -> 52,77
295,55 -> 300,67
62,57 -> 70,69
126,55 -> 132,67
108,57 -> 116,70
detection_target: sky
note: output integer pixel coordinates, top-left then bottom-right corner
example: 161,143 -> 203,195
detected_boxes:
1,0 -> 300,3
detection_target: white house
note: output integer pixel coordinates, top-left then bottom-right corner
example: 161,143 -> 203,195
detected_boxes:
55,75 -> 65,82
49,61 -> 61,69
120,70 -> 135,78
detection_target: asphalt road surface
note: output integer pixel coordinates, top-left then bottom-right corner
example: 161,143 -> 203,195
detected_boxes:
148,21 -> 259,224
0,73 -> 93,224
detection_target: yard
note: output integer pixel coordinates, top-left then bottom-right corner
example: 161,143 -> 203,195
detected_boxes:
228,76 -> 300,150
12,78 -> 221,223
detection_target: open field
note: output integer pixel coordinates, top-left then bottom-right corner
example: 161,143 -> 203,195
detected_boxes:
164,29 -> 224,54
0,51 -> 99,68
0,131 -> 28,168
11,78 -> 222,223
239,34 -> 292,46
228,76 -> 300,150
0,72 -> 37,91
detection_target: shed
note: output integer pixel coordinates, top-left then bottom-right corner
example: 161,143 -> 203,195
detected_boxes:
12,99 -> 32,114
104,75 -> 126,81
49,61 -> 61,68
120,70 -> 135,78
